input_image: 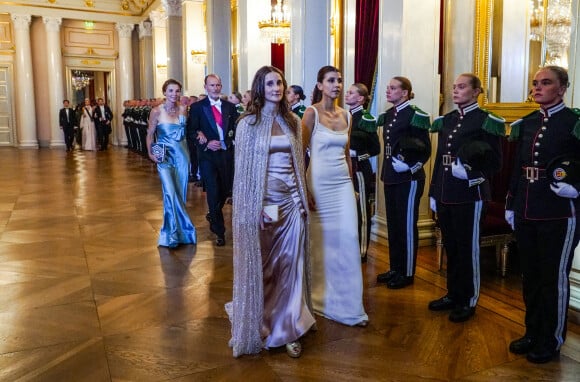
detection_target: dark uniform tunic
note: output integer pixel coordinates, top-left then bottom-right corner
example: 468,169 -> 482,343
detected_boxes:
429,102 -> 504,308
506,102 -> 580,352
349,105 -> 380,258
379,101 -> 431,277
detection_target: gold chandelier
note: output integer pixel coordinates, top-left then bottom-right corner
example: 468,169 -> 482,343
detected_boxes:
258,0 -> 291,44
72,70 -> 93,91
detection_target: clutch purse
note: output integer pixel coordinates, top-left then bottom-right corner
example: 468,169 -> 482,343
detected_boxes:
151,143 -> 166,162
263,204 -> 279,223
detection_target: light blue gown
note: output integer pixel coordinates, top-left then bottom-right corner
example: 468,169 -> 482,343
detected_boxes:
155,115 -> 196,247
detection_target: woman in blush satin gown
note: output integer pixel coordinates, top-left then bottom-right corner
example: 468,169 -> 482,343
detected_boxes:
146,79 -> 196,248
80,98 -> 97,151
302,65 -> 368,327
226,66 -> 315,358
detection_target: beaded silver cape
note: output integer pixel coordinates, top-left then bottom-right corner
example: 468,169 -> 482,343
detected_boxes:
226,111 -> 313,357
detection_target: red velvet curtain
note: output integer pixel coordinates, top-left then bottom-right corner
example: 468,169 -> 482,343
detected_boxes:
271,43 -> 285,72
354,0 -> 380,93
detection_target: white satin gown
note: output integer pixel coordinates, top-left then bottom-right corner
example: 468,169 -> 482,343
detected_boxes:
306,106 -> 368,326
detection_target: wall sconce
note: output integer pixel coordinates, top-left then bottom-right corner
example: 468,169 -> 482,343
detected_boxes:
191,50 -> 207,64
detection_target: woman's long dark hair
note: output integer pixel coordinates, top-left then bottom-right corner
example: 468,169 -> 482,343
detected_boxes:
245,66 -> 298,131
311,65 -> 340,104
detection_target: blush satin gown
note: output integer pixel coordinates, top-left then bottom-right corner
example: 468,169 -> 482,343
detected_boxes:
261,134 -> 315,348
155,115 -> 196,247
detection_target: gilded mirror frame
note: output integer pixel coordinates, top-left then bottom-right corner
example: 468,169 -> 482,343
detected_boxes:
474,0 -> 539,123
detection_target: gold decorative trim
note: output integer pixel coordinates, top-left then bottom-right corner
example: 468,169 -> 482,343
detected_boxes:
0,1 -> 153,17
473,0 -> 538,122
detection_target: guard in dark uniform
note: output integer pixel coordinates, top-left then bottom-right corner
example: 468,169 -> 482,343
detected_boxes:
345,83 -> 380,262
505,66 -> 580,363
428,73 -> 504,322
375,77 -> 431,288
287,85 -> 307,119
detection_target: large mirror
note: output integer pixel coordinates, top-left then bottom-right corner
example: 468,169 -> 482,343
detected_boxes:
474,0 -> 573,122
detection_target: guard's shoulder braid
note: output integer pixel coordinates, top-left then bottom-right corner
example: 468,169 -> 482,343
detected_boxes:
410,105 -> 431,130
430,115 -> 444,132
481,108 -> 506,137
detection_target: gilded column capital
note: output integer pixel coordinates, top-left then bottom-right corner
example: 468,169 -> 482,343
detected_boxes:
163,0 -> 183,17
10,14 -> 32,30
42,17 -> 62,32
115,23 -> 135,39
138,20 -> 153,39
150,10 -> 168,28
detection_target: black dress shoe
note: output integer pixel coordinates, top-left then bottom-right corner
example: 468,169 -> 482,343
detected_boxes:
428,295 -> 455,311
509,336 -> 536,355
387,275 -> 414,289
215,237 -> 226,246
526,346 -> 559,364
448,305 -> 475,323
376,270 -> 398,283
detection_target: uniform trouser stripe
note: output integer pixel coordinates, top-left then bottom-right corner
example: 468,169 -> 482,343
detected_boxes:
355,170 -> 368,257
555,216 -> 575,349
406,181 -> 418,275
469,201 -> 483,307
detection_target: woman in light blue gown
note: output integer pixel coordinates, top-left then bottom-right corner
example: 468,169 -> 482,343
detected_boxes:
146,79 -> 196,247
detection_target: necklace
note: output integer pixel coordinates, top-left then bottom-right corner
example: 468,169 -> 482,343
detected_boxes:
163,103 -> 177,114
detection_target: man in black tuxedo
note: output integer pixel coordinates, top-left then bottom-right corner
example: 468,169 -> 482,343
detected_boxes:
93,97 -> 114,151
187,74 -> 238,246
59,99 -> 77,152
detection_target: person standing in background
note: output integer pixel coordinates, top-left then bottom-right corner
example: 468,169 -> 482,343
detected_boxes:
428,73 -> 504,322
80,98 -> 97,151
287,85 -> 307,119
376,77 -> 431,288
505,65 -> 580,363
344,83 -> 380,263
59,99 -> 77,152
93,97 -> 113,151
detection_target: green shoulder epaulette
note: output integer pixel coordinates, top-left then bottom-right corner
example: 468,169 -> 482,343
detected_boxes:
481,108 -> 506,136
409,105 -> 431,130
571,108 -> 580,140
376,113 -> 386,127
236,105 -> 245,114
508,118 -> 523,141
430,116 -> 444,132
358,110 -> 377,133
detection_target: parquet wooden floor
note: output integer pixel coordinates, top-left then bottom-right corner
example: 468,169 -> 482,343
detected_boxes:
0,147 -> 578,381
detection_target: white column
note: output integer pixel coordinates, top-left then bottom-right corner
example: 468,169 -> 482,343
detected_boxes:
373,0 -> 441,243
237,0 -> 270,93
150,10 -> 168,96
163,0 -> 184,82
43,16 -> 65,148
183,0 -> 207,97
289,0 -> 331,106
116,23 -> 135,146
139,20 -> 154,99
11,14 -> 38,148
206,0 -> 233,93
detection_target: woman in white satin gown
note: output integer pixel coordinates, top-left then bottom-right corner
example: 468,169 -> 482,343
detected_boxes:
227,66 -> 315,358
302,65 -> 368,327
80,98 -> 97,151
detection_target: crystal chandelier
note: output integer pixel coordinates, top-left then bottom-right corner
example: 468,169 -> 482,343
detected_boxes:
258,0 -> 291,44
72,70 -> 93,91
529,0 -> 571,67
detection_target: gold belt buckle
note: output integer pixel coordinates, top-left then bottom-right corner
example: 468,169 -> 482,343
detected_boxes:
442,154 -> 452,166
525,167 -> 539,181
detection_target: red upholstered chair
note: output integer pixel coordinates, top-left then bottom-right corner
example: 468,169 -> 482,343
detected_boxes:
435,201 -> 514,277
